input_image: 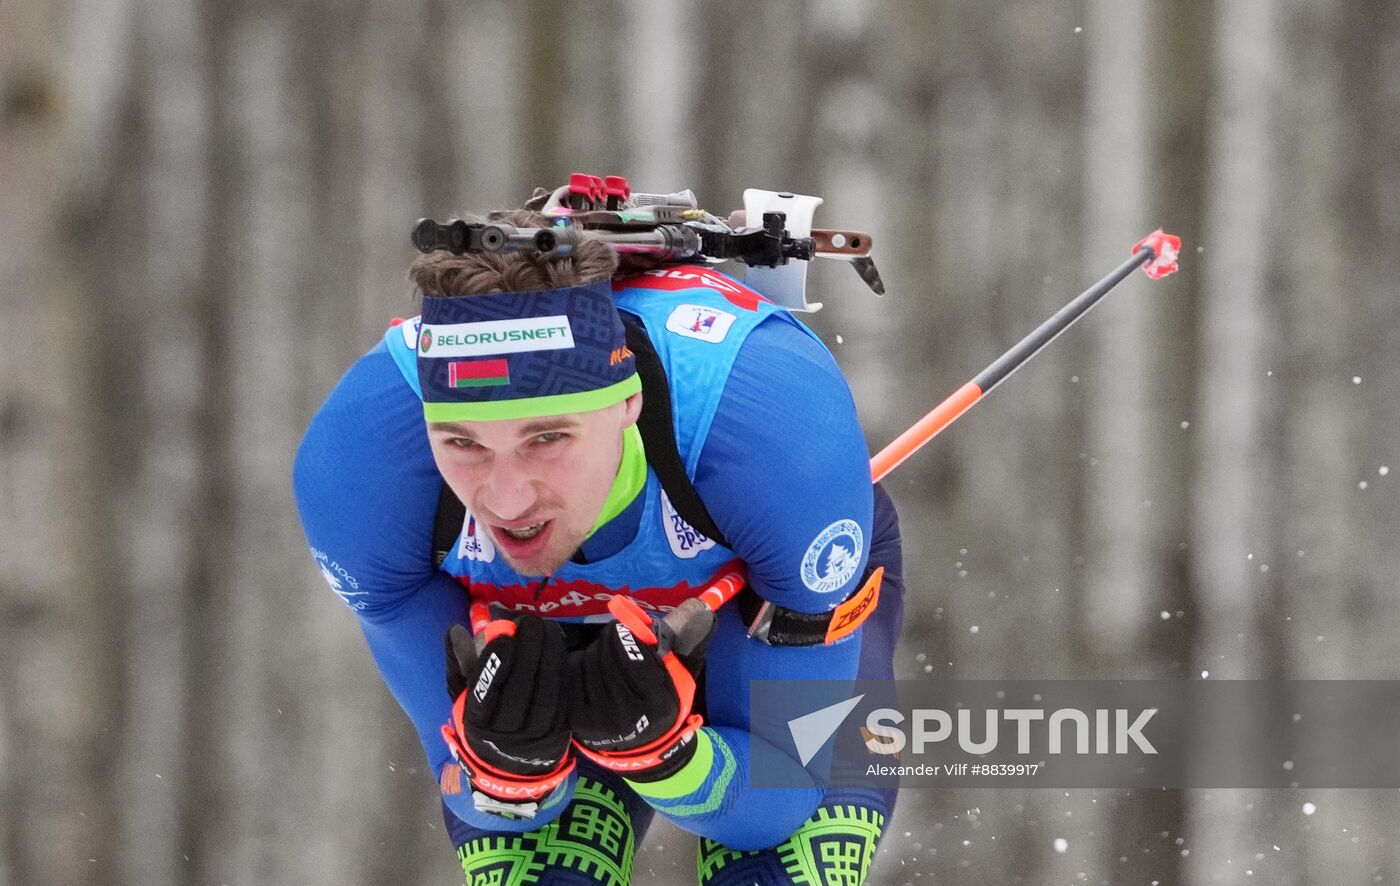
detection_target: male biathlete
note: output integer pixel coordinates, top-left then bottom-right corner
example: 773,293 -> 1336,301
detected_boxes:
293,208 -> 905,885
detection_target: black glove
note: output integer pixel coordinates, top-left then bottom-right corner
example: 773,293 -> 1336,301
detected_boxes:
567,596 -> 716,781
441,610 -> 573,812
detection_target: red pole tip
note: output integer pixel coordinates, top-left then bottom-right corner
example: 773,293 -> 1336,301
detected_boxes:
1133,229 -> 1183,279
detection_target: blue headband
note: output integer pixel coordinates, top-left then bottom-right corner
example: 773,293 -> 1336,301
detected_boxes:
417,279 -> 640,422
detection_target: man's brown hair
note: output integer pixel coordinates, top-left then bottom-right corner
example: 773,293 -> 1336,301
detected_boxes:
409,210 -> 619,297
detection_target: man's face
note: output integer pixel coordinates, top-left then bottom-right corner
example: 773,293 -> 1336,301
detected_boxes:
426,393 -> 642,576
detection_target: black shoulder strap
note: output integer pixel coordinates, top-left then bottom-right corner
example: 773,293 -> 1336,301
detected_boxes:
432,481 -> 466,567
621,313 -> 729,549
430,312 -> 729,565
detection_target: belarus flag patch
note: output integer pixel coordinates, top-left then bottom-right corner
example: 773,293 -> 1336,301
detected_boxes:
448,358 -> 510,388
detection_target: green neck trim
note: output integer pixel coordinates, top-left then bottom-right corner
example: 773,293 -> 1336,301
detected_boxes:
588,424 -> 646,537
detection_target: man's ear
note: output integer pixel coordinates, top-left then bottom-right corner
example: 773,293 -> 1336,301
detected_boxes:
621,391 -> 643,428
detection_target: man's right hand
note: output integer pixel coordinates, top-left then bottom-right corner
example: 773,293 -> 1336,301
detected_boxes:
442,612 -> 574,811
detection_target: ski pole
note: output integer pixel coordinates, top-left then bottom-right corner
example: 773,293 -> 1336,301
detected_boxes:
697,229 -> 1182,613
869,229 -> 1181,482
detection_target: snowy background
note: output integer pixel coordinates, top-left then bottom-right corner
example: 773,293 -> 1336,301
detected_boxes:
3,1 -> 1399,883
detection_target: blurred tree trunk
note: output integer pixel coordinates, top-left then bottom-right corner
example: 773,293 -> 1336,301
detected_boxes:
443,3 -> 525,207
112,0 -> 209,882
1079,3 -> 1195,882
692,0 -> 817,203
1273,0 -> 1400,882
621,0 -> 698,190
1186,0 -> 1284,881
1191,0 -> 1280,680
2,0 -> 136,883
1080,0 -> 1153,667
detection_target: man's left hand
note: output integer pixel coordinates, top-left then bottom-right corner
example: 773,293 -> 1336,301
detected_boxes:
566,597 -> 716,781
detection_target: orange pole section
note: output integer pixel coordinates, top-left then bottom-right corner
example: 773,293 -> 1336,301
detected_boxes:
869,381 -> 984,483
698,567 -> 748,611
470,601 -> 492,633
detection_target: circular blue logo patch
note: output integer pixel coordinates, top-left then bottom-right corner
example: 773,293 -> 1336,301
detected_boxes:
800,519 -> 864,594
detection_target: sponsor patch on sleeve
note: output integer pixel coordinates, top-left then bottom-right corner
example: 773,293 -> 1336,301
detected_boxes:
799,519 -> 864,594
